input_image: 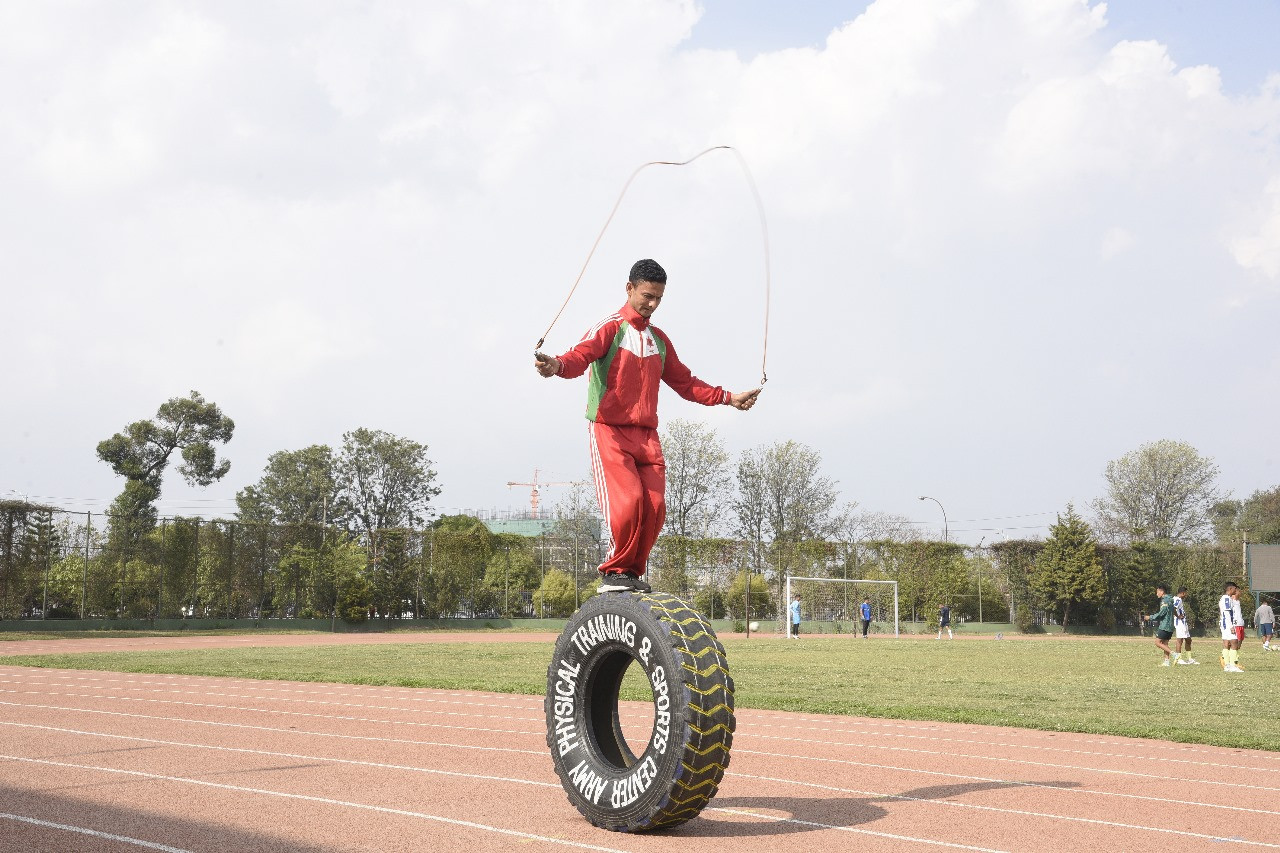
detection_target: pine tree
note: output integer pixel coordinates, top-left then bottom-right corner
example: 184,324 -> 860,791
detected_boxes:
1032,504 -> 1104,630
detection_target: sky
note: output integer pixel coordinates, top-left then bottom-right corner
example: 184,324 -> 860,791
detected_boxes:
3,0 -> 1279,545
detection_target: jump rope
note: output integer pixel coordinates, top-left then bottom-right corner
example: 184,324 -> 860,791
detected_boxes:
534,145 -> 772,390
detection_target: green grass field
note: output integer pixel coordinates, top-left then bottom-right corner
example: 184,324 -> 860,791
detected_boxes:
4,635 -> 1276,751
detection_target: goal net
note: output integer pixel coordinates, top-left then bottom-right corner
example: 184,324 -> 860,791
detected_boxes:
783,576 -> 899,638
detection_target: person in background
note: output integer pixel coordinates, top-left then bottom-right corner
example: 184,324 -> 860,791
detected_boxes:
1256,598 -> 1274,652
860,597 -> 872,639
789,594 -> 802,640
937,603 -> 953,640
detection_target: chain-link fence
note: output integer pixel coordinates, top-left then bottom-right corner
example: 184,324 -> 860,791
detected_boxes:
0,501 -> 1249,632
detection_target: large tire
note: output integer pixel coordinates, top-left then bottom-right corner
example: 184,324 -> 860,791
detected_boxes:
544,590 -> 734,832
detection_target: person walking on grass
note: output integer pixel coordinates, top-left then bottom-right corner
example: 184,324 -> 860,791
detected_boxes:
1149,583 -> 1175,667
1257,599 -> 1275,652
1218,581 -> 1243,673
1172,586 -> 1199,665
789,594 -> 802,639
937,603 -> 953,640
860,597 -> 872,639
534,259 -> 761,594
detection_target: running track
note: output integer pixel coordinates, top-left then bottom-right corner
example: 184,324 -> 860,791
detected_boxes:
0,635 -> 1276,852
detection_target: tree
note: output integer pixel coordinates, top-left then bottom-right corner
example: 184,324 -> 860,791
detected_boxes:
660,419 -> 731,538
236,445 -> 340,527
428,515 -> 494,617
726,568 -> 773,620
534,569 -> 579,618
734,440 -> 838,614
1031,505 -> 1104,630
757,440 -> 838,543
1093,439 -> 1224,544
1212,485 -> 1280,544
97,391 -> 234,548
334,428 -> 441,556
733,440 -> 838,555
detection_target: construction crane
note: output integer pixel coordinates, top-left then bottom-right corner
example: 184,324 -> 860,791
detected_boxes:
506,469 -> 587,518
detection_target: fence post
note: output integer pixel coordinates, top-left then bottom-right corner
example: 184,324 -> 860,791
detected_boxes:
158,518 -> 167,620
82,511 -> 90,619
191,519 -> 200,618
42,518 -> 50,619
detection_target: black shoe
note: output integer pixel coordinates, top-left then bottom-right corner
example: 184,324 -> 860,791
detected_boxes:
598,573 -> 652,593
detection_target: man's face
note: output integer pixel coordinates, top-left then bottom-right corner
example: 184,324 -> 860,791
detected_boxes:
1156,588 -> 1165,598
626,279 -> 665,319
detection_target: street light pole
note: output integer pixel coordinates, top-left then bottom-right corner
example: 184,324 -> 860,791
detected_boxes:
918,495 -> 948,542
976,536 -> 985,623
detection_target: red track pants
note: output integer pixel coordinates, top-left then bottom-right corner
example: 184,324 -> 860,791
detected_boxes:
588,422 -> 665,576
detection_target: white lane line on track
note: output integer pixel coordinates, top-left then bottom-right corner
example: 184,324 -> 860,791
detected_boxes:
707,807 -> 1011,852
732,772 -> 1280,848
737,718 -> 1280,775
9,671 -> 1267,771
0,688 -> 540,736
8,688 -> 1274,819
0,678 -> 540,721
0,700 -> 545,754
0,721 -> 558,789
0,812 -> 196,852
10,701 -> 1280,840
738,710 -> 1261,761
9,684 -> 1255,796
0,750 -> 1014,853
740,732 -> 1265,792
0,754 -> 631,853
1,671 -> 546,709
737,748 -> 1280,818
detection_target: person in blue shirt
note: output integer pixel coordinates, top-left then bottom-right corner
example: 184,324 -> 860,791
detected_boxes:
789,594 -> 801,639
860,597 -> 872,639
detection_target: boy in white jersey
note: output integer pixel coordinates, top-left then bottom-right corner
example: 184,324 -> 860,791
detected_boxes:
1172,586 -> 1198,665
1219,581 -> 1243,673
1231,587 -> 1246,670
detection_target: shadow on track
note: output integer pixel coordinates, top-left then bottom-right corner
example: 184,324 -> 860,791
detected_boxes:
684,780 -> 1081,838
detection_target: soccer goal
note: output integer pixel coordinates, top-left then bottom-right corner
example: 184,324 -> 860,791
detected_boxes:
784,576 -> 899,638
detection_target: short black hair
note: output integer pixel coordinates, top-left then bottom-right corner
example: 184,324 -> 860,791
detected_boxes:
1224,581 -> 1238,592
1156,582 -> 1167,592
1177,586 -> 1187,594
629,259 -> 666,284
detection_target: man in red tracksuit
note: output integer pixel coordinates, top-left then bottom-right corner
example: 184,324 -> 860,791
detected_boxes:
535,259 -> 760,592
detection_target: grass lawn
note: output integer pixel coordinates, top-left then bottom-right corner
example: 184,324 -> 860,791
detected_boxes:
4,634 -> 1275,751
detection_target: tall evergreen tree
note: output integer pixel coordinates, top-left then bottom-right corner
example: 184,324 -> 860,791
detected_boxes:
96,391 -> 234,549
1032,504 -> 1104,630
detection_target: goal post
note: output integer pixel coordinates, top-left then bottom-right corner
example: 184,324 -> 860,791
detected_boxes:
784,575 -> 899,638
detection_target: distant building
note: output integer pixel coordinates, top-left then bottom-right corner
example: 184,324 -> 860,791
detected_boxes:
473,509 -> 601,540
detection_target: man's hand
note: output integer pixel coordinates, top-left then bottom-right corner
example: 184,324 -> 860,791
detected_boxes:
729,388 -> 762,411
534,352 -> 561,378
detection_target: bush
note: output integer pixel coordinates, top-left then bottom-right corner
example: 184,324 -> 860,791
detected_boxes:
1096,608 -> 1117,634
1015,605 -> 1044,634
732,619 -> 745,633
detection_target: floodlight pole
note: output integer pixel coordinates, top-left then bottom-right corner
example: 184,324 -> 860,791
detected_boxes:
919,495 -> 948,542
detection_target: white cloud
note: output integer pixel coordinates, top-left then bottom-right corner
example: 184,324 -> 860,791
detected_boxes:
2,0 -> 1279,530
1231,176 -> 1280,280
